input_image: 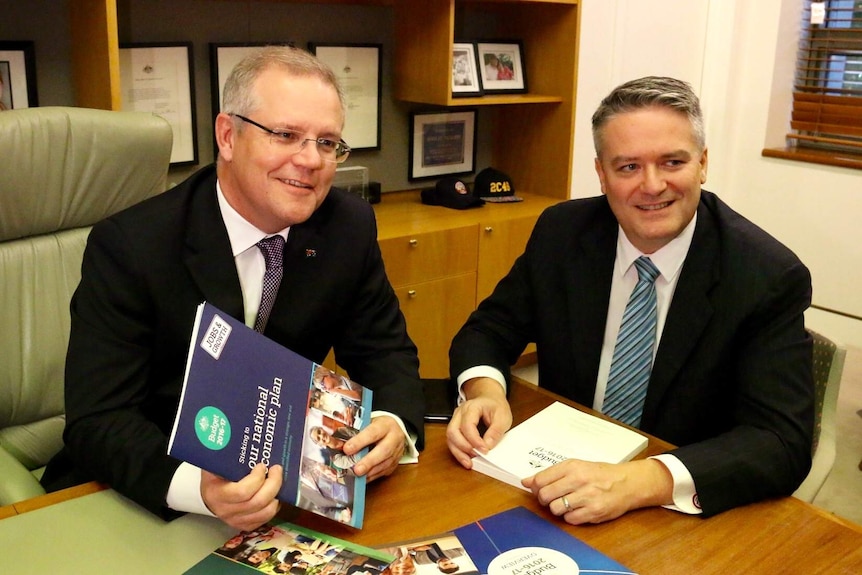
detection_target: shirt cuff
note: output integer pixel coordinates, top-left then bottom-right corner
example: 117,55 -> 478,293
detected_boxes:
166,462 -> 216,517
651,453 -> 702,515
456,366 -> 507,405
370,410 -> 419,464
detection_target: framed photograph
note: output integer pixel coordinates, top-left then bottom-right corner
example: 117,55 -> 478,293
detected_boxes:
209,42 -> 293,115
119,42 -> 198,166
309,43 -> 382,150
477,41 -> 527,94
409,109 -> 477,181
0,41 -> 38,110
452,42 -> 482,98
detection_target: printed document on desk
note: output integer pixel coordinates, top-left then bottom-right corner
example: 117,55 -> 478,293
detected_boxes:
472,401 -> 648,490
168,301 -> 373,528
185,519 -> 394,574
454,506 -> 637,574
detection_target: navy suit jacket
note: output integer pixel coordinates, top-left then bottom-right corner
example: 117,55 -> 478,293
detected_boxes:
450,191 -> 814,516
43,165 -> 424,517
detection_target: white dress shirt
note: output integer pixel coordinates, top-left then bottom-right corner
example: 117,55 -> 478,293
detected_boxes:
167,182 -> 417,516
457,213 -> 702,515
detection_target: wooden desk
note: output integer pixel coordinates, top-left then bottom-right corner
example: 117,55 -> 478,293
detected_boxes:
3,381 -> 862,574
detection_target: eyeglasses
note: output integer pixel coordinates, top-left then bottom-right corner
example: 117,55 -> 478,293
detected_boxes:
231,114 -> 351,164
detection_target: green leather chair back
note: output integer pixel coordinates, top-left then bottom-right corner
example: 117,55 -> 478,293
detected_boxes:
0,107 -> 172,505
793,328 -> 846,502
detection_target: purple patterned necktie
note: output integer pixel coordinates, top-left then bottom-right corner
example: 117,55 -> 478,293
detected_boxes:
253,235 -> 285,333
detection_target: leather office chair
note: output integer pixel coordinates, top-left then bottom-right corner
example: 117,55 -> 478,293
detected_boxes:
0,107 -> 172,506
793,329 -> 847,503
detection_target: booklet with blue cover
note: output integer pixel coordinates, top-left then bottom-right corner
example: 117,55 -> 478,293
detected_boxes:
453,506 -> 638,575
168,301 -> 373,528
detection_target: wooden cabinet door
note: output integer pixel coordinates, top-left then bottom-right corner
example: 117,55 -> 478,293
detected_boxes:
476,215 -> 538,302
379,225 -> 477,288
395,273 -> 477,379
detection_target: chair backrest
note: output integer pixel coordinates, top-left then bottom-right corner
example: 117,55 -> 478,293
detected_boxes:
793,328 -> 846,502
0,107 -> 172,503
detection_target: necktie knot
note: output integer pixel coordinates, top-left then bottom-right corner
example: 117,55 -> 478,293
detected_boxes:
257,235 -> 285,271
634,256 -> 659,284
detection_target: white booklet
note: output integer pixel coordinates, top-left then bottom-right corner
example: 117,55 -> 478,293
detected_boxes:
472,401 -> 649,491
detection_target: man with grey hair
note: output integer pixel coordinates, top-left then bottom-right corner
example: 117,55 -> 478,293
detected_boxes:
447,76 -> 813,522
42,46 -> 424,531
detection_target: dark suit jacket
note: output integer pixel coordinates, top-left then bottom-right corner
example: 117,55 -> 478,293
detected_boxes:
43,165 -> 424,517
450,191 -> 814,517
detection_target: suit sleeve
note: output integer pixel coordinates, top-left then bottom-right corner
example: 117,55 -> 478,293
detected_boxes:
63,218 -> 183,518
670,259 -> 814,517
449,210 -> 551,389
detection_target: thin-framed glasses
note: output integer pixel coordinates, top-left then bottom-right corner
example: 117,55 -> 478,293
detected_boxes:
231,114 -> 351,163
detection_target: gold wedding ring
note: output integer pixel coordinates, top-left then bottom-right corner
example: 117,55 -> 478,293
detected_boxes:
562,495 -> 571,512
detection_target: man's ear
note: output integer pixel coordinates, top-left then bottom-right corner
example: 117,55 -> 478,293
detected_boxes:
594,157 -> 608,195
214,113 -> 236,162
699,147 -> 709,184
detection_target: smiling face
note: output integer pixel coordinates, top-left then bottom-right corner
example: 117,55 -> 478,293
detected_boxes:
216,66 -> 344,233
594,105 -> 707,254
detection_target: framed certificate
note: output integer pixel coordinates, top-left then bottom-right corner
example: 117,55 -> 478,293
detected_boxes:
409,109 -> 477,181
119,42 -> 198,166
310,43 -> 382,150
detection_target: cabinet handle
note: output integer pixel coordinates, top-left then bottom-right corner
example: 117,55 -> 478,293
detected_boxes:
484,226 -> 493,233
407,289 -> 417,298
409,238 -> 418,247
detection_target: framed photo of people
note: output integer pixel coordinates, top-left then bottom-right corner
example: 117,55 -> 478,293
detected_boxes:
476,41 -> 527,94
452,42 -> 482,98
409,109 -> 477,181
0,41 -> 38,110
309,42 -> 382,150
119,42 -> 198,166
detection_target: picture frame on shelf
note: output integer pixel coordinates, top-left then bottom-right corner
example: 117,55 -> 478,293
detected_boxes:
409,109 -> 477,181
309,42 -> 382,150
119,42 -> 198,166
0,41 -> 38,110
452,42 -> 482,98
209,42 -> 294,114
476,41 -> 527,94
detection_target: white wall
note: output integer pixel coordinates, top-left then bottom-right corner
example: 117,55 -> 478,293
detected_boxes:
573,0 -> 862,350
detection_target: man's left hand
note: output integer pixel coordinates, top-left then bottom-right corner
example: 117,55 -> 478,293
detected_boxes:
523,458 -> 673,525
343,415 -> 406,481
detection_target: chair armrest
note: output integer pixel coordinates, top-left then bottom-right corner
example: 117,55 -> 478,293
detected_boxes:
0,446 -> 46,506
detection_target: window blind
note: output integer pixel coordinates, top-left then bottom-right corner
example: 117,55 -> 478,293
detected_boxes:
788,0 -> 862,154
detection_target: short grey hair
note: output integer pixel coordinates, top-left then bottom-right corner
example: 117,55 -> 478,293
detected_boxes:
221,45 -> 346,121
591,76 -> 705,156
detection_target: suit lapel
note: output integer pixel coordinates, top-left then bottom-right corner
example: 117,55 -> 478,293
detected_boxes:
568,207 -> 618,391
642,201 -> 719,427
181,170 -> 245,320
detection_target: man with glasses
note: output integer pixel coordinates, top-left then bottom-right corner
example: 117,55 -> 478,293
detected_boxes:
447,76 -> 813,524
42,46 -> 424,531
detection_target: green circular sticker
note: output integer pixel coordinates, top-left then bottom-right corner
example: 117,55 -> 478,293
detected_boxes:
194,406 -> 231,450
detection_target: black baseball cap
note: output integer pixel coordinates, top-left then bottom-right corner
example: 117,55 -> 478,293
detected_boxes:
474,167 -> 523,203
421,177 -> 485,210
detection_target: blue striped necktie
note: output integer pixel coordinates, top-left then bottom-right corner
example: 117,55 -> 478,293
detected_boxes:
604,256 -> 660,427
253,235 -> 285,333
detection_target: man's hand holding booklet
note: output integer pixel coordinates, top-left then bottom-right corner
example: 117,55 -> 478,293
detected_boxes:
471,401 -> 648,490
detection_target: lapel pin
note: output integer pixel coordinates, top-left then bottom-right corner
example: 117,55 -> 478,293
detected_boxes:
305,249 -> 317,258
